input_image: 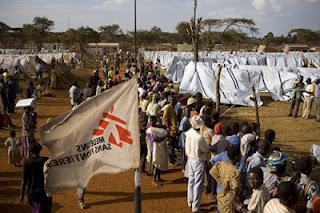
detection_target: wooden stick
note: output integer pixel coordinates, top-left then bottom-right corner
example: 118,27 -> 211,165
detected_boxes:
216,64 -> 222,113
252,85 -> 260,139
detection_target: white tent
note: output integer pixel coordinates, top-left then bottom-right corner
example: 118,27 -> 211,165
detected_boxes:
179,62 -> 262,107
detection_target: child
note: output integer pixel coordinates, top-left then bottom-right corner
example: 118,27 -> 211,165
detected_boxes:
4,130 -> 21,166
235,167 -> 271,213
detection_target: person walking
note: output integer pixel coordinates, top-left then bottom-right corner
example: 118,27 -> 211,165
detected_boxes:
185,115 -> 209,212
21,107 -> 33,160
20,142 -> 52,213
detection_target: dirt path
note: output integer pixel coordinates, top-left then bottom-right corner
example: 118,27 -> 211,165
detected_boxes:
0,86 -> 319,213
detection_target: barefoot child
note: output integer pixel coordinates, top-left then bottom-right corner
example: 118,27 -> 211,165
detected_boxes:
4,130 -> 22,166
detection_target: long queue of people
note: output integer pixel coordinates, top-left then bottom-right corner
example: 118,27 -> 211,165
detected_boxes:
134,65 -> 320,213
3,53 -> 320,212
68,57 -> 320,212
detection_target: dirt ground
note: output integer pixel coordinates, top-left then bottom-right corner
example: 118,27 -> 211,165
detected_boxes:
0,77 -> 320,213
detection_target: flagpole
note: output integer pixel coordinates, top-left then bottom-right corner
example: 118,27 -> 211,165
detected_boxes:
134,0 -> 137,67
134,169 -> 141,213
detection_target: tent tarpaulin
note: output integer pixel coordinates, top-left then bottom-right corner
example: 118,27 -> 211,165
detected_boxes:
179,62 -> 262,107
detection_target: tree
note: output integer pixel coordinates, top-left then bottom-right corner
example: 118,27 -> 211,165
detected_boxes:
189,0 -> 202,62
289,28 -> 319,44
150,26 -> 162,33
202,18 -> 258,51
22,24 -> 38,48
0,21 -> 10,32
176,21 -> 192,44
31,17 -> 54,50
61,26 -> 99,67
0,21 -> 11,47
99,24 -> 122,42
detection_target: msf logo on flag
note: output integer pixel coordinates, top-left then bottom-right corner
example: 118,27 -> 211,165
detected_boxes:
92,106 -> 133,148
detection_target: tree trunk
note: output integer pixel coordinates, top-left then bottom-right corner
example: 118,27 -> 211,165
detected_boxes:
192,0 -> 199,62
252,86 -> 260,138
215,64 -> 222,113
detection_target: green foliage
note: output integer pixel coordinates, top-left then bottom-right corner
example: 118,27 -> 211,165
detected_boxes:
99,24 -> 123,42
201,18 -> 259,50
0,21 -> 11,32
21,17 -> 54,50
176,21 -> 192,44
261,29 -> 320,46
32,17 -> 54,32
61,26 -> 99,60
150,26 -> 162,33
289,28 -> 320,44
1,16 -> 320,51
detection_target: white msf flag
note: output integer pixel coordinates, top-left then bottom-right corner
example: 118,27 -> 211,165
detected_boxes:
40,79 -> 140,193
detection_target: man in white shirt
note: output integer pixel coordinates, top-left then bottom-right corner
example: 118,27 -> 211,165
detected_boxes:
302,78 -> 315,119
185,115 -> 209,212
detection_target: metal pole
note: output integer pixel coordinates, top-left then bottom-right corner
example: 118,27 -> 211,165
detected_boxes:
194,0 -> 197,25
134,0 -> 137,67
134,169 -> 141,213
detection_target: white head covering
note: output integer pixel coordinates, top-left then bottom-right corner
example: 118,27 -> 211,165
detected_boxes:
189,115 -> 204,129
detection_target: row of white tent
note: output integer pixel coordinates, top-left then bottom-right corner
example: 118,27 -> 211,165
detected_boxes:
144,51 -> 320,107
145,51 -> 320,70
0,52 -> 80,76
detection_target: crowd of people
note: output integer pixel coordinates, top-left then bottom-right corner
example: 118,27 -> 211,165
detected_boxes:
131,62 -> 320,213
2,51 -> 320,213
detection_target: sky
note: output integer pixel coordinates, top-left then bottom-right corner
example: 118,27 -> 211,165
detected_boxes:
0,0 -> 320,37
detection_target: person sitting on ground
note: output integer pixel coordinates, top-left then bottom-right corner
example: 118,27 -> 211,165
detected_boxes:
264,181 -> 298,213
235,167 -> 270,213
